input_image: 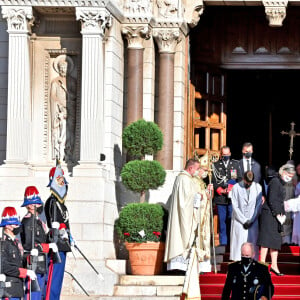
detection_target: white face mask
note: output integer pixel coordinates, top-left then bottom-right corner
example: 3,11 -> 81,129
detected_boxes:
282,174 -> 292,183
193,170 -> 199,177
201,171 -> 208,178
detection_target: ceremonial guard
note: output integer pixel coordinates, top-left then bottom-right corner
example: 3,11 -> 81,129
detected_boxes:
0,206 -> 37,300
222,242 -> 274,300
20,186 -> 59,300
44,163 -> 72,300
212,146 -> 242,246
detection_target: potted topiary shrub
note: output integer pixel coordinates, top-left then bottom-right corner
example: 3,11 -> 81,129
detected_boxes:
117,119 -> 167,274
115,202 -> 167,275
121,119 -> 166,203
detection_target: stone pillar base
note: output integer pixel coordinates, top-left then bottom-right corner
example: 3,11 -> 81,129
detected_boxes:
73,162 -> 108,177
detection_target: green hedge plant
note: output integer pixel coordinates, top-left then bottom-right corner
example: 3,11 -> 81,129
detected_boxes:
115,203 -> 166,243
121,119 -> 166,202
122,119 -> 163,159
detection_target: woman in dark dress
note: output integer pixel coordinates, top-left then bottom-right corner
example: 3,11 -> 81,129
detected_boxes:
257,164 -> 295,276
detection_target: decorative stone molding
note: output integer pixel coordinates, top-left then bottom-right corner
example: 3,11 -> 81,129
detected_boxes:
0,0 -> 106,6
122,25 -> 151,49
123,0 -> 152,15
263,0 -> 288,27
184,1 -> 204,28
153,28 -> 182,53
76,7 -> 112,36
1,6 -> 34,33
157,0 -> 178,18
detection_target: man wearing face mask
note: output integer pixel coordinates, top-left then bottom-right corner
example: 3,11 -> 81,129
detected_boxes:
257,164 -> 295,276
239,142 -> 261,183
20,186 -> 59,300
212,146 -> 242,246
230,171 -> 262,262
222,242 -> 274,300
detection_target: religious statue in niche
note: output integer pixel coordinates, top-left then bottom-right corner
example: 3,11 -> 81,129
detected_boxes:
50,54 -> 77,162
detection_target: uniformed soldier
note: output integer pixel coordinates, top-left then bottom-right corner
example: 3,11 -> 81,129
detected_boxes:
44,163 -> 72,300
212,145 -> 242,246
0,206 -> 37,300
222,242 -> 274,300
20,186 -> 59,300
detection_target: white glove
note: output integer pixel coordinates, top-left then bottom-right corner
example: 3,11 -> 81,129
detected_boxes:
30,249 -> 38,257
59,228 -> 69,240
276,214 -> 287,225
51,222 -> 60,229
49,243 -> 58,253
26,270 -> 37,280
194,193 -> 202,208
0,274 -> 6,282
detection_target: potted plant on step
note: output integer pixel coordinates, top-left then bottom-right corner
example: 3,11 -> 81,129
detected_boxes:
116,119 -> 167,275
115,202 -> 167,275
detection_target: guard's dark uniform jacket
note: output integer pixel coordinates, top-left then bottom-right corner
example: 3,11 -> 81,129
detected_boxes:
1,234 -> 26,298
222,260 -> 274,300
20,212 -> 48,274
212,159 -> 242,205
44,194 -> 71,252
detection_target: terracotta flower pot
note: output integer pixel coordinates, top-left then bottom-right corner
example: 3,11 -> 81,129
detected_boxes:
125,241 -> 165,275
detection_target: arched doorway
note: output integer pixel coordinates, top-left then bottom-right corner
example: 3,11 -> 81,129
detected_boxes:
188,6 -> 300,170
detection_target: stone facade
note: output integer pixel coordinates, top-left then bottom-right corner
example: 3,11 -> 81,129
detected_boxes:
0,0 -> 291,297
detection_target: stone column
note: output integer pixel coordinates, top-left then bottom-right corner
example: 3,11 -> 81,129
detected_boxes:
1,6 -> 33,163
76,7 -> 112,164
153,29 -> 181,170
122,25 -> 150,125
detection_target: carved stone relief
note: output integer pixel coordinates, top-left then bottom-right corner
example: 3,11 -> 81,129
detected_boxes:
123,0 -> 152,15
157,0 -> 178,18
47,52 -> 79,163
1,6 -> 34,32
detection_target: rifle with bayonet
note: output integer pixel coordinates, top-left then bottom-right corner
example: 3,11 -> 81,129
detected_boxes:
28,206 -> 41,294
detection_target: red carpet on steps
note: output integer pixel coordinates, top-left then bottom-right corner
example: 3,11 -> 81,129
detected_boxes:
198,245 -> 300,299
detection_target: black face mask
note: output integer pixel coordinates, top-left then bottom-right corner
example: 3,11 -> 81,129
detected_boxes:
36,206 -> 43,214
244,152 -> 252,159
241,256 -> 252,266
244,183 -> 252,189
222,156 -> 231,161
12,227 -> 21,235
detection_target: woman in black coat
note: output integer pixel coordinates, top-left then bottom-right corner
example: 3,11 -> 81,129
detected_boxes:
257,164 -> 295,276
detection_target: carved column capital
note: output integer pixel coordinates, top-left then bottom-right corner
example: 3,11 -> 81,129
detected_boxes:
1,6 -> 34,33
76,7 -> 112,36
153,28 -> 182,53
122,25 -> 151,49
263,0 -> 288,27
184,1 -> 204,28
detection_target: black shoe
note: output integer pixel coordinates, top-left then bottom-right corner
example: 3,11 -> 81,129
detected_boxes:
270,267 -> 284,276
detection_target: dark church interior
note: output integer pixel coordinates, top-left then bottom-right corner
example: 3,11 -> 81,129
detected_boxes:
226,70 -> 300,171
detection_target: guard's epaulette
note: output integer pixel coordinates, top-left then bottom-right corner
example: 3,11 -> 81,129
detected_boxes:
231,159 -> 240,162
228,260 -> 236,265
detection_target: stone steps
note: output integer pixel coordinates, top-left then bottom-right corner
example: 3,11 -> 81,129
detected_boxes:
114,275 -> 183,298
61,275 -> 183,300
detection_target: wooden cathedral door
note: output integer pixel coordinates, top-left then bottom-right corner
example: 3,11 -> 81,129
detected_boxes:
187,69 -> 227,247
187,70 -> 227,158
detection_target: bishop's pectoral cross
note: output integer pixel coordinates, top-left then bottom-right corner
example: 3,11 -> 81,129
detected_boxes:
281,122 -> 300,160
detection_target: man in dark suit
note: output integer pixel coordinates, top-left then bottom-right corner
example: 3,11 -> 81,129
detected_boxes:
222,242 -> 274,300
239,142 -> 261,183
212,146 -> 242,246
